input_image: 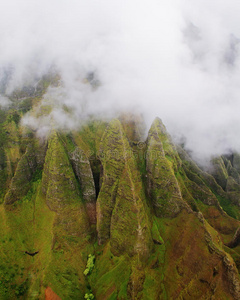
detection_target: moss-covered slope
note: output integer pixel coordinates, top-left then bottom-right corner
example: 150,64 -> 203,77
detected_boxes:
146,118 -> 187,218
1,89 -> 240,299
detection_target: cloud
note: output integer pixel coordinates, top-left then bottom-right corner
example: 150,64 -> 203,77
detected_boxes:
1,0 -> 240,161
0,95 -> 10,108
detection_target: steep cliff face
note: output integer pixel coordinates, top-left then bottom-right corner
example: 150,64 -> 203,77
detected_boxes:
1,86 -> 240,299
146,118 -> 187,218
96,119 -> 152,261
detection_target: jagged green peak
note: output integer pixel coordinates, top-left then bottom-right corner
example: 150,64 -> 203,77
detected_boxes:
151,117 -> 166,132
105,118 -> 122,130
42,131 -> 81,209
100,118 -> 125,142
41,130 -> 91,242
97,118 -> 139,244
98,118 -> 132,166
148,117 -> 181,172
146,125 -> 187,218
4,142 -> 38,205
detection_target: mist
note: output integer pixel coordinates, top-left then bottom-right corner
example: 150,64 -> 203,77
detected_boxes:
1,0 -> 240,162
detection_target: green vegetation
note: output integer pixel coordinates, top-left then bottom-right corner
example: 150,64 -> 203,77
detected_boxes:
84,254 -> 95,276
146,118 -> 185,217
1,86 -> 240,299
217,194 -> 240,220
85,293 -> 95,300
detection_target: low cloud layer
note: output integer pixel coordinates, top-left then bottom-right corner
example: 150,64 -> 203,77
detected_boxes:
1,0 -> 240,162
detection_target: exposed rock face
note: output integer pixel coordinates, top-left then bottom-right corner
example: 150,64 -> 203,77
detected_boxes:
70,149 -> 96,204
223,255 -> 240,300
1,89 -> 240,299
228,227 -> 240,248
70,148 -> 97,224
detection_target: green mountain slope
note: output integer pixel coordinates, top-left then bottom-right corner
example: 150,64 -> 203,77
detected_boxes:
1,84 -> 240,299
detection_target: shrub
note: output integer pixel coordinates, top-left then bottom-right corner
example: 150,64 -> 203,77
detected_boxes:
84,293 -> 95,300
83,254 -> 95,276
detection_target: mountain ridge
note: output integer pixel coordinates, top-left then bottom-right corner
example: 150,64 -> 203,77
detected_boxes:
1,82 -> 240,299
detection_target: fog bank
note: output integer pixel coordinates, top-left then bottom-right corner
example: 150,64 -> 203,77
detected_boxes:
1,0 -> 240,162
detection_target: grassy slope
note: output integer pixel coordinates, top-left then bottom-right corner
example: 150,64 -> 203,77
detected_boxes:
1,89 -> 240,299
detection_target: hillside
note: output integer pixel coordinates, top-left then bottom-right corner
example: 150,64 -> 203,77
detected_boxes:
1,81 -> 240,299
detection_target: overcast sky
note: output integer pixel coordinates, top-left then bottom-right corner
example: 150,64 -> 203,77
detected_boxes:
1,0 -> 240,162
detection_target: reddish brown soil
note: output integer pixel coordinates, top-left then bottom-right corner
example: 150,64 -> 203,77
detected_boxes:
45,287 -> 61,300
86,202 -> 97,224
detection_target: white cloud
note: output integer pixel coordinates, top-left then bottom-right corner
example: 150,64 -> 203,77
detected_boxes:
0,0 -> 240,160
0,96 -> 10,108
